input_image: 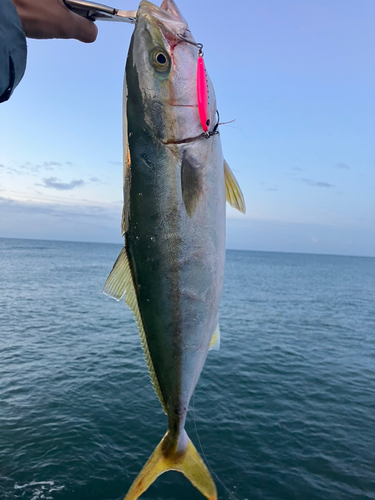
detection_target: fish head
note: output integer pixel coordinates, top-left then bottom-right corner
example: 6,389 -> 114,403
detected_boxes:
126,0 -> 217,144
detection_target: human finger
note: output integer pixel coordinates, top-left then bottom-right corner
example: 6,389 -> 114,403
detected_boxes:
64,9 -> 98,43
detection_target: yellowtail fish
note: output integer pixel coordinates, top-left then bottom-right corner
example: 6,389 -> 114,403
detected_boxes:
104,1 -> 245,498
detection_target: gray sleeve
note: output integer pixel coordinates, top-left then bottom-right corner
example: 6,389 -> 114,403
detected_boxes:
0,0 -> 27,103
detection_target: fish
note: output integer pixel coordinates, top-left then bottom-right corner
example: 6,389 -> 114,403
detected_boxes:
103,1 -> 245,499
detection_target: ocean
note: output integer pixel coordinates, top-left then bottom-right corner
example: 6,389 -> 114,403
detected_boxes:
0,237 -> 374,500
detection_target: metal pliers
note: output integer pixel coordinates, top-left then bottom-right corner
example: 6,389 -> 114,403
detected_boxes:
64,0 -> 137,23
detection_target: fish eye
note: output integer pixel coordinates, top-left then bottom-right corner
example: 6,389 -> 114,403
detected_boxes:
150,48 -> 171,73
157,53 -> 166,64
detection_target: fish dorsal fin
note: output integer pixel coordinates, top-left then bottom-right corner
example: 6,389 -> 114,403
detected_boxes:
181,151 -> 202,217
209,323 -> 220,351
103,247 -> 167,413
224,159 -> 246,214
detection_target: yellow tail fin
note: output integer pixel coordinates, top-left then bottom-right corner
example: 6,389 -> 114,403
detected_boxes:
124,431 -> 217,500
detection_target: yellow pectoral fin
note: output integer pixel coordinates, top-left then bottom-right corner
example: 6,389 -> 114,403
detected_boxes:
209,324 -> 221,351
124,431 -> 217,500
224,159 -> 246,214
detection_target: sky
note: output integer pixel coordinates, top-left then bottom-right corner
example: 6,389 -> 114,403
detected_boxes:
0,0 -> 374,256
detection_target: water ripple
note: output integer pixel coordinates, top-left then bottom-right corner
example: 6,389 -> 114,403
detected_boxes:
1,240 -> 374,499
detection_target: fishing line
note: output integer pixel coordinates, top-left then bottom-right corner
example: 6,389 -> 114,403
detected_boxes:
218,119 -> 236,127
191,392 -> 243,500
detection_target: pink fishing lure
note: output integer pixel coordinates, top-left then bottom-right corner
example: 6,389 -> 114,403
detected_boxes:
196,55 -> 210,132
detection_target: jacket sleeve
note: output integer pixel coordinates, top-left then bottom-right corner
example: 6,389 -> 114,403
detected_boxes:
0,0 -> 27,103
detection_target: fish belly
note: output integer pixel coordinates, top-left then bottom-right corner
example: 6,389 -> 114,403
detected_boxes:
126,130 -> 225,424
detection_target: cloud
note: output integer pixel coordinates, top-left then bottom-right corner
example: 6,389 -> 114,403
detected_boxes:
0,196 -> 119,218
41,161 -> 63,167
90,177 -> 100,183
300,178 -> 334,188
40,177 -> 85,191
0,196 -> 123,243
292,167 -> 303,171
4,165 -> 26,175
18,161 -> 63,171
266,187 -> 278,191
30,161 -> 63,171
336,163 -> 350,170
314,181 -> 334,188
3,161 -> 67,175
1,197 -> 374,256
108,161 -> 122,166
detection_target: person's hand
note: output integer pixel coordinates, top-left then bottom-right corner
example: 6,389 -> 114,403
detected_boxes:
12,0 -> 98,43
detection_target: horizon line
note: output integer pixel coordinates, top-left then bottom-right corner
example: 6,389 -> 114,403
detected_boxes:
1,235 -> 373,260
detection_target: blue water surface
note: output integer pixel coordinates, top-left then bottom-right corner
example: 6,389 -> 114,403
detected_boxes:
0,238 -> 374,500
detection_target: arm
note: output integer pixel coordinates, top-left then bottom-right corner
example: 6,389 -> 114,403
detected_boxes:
0,0 -> 27,103
0,0 -> 97,103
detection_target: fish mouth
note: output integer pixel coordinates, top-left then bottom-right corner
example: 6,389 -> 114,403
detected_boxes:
160,0 -> 186,22
169,104 -> 198,108
138,0 -> 190,41
162,133 -> 205,145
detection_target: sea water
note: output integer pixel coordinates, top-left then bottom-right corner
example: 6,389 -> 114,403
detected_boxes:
0,238 -> 374,500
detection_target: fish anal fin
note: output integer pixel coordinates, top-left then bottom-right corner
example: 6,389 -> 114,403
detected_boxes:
181,151 -> 203,217
224,159 -> 246,214
209,323 -> 220,351
123,430 -> 217,500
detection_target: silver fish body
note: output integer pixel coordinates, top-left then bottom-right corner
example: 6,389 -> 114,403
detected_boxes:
104,1 -> 245,498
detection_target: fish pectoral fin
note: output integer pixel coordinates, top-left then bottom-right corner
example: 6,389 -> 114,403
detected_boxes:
103,246 -> 130,300
181,150 -> 203,217
209,323 -> 221,351
224,159 -> 246,214
124,430 -> 217,500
